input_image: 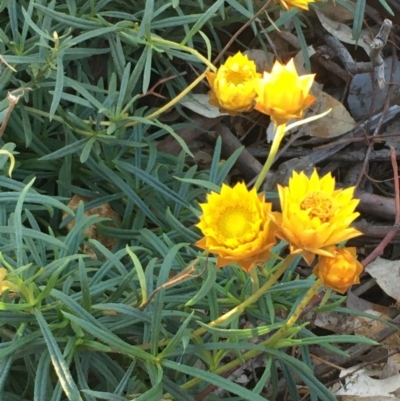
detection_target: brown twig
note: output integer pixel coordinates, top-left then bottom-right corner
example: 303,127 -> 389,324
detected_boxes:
361,146 -> 400,266
212,1 -> 272,65
0,90 -> 25,138
138,72 -> 187,100
356,43 -> 397,189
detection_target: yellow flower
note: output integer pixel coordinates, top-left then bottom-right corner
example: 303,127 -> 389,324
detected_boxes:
0,267 -> 9,295
206,52 -> 261,114
277,0 -> 315,10
313,247 -> 363,293
277,169 -> 362,265
195,182 -> 277,272
254,59 -> 315,126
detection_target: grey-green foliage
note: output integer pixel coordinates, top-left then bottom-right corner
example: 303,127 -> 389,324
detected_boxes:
0,1 -> 370,401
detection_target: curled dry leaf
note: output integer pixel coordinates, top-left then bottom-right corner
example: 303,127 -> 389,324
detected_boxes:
334,365 -> 400,398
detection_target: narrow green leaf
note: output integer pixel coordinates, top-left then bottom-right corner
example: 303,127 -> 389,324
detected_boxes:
62,311 -> 154,361
181,0 -> 224,45
34,351 -> 52,401
39,138 -> 90,161
49,52 -> 65,121
116,161 -> 191,209
162,360 -> 271,401
34,309 -> 80,401
139,0 -> 154,38
185,263 -> 217,307
126,245 -> 147,304
14,178 -> 36,266
159,312 -> 194,357
352,0 -> 366,41
34,4 -> 102,29
143,46 -> 152,94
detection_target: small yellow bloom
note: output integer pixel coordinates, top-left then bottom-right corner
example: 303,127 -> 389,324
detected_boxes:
206,52 -> 261,114
254,59 -> 315,126
0,267 -> 7,295
195,182 -> 277,272
276,169 -> 362,265
313,247 -> 363,293
277,0 -> 315,10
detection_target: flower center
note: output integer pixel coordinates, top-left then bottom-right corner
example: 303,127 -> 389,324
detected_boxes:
225,67 -> 251,86
215,206 -> 255,247
300,191 -> 333,222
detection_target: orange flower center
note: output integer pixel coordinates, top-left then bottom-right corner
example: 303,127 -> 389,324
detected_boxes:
300,191 -> 333,222
215,207 -> 256,247
224,68 -> 251,86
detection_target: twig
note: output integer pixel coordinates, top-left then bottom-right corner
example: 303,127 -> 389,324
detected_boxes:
0,90 -> 25,138
356,43 -> 397,188
361,146 -> 400,266
316,19 -> 392,85
212,1 -> 272,65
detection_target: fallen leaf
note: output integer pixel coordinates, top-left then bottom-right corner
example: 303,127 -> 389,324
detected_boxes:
316,10 -> 371,54
335,366 -> 400,397
180,93 -> 228,118
365,258 -> 400,302
304,88 -> 357,138
63,195 -> 120,259
317,0 -> 355,23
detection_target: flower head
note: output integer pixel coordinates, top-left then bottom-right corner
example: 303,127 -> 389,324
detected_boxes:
254,59 -> 315,126
277,169 -> 362,265
206,52 -> 261,114
195,182 -> 277,272
277,0 -> 315,10
313,247 -> 363,293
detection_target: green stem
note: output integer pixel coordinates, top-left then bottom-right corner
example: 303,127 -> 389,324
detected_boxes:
182,279 -> 323,390
151,36 -> 216,72
180,255 -> 296,391
198,254 -> 295,331
254,123 -> 286,191
249,266 -> 259,293
263,278 -> 323,347
134,72 -> 207,124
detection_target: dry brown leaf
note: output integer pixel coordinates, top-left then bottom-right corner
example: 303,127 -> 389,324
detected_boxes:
316,0 -> 355,23
63,194 -> 120,259
305,89 -> 357,138
316,10 -> 371,54
365,258 -> 400,302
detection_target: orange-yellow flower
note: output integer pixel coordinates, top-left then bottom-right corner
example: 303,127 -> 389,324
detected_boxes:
276,169 -> 362,265
277,0 -> 315,10
195,182 -> 277,272
0,268 -> 6,295
254,59 -> 315,126
313,247 -> 363,293
206,52 -> 261,114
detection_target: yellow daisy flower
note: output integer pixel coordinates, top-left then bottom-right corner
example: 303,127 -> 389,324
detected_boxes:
277,0 -> 316,10
195,182 -> 277,272
313,247 -> 363,293
206,52 -> 261,115
254,58 -> 315,126
277,169 -> 362,265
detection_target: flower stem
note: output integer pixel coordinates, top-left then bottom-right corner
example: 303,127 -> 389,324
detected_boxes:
263,278 -> 323,347
254,123 -> 286,191
191,255 -> 296,340
249,266 -> 259,293
181,278 -> 324,390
